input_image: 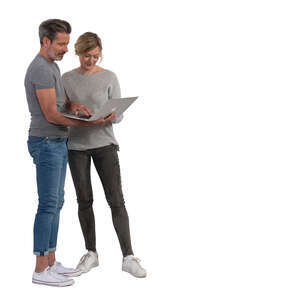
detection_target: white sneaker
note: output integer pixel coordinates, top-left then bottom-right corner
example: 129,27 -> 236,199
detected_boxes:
76,251 -> 99,274
122,255 -> 147,278
32,266 -> 75,287
50,261 -> 81,277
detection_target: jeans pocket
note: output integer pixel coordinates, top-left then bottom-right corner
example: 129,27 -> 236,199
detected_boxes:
27,143 -> 40,165
27,136 -> 46,145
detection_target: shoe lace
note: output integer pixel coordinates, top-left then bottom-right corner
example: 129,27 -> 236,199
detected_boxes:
130,257 -> 143,268
132,257 -> 141,263
79,253 -> 91,265
49,261 -> 59,271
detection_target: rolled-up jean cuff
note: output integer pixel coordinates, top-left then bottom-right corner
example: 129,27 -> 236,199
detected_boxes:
34,247 -> 56,256
34,250 -> 49,256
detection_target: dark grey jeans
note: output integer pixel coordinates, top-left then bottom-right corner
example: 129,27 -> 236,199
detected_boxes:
68,144 -> 133,257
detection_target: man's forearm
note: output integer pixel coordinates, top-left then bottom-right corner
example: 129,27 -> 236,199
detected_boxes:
64,98 -> 72,112
47,111 -> 93,127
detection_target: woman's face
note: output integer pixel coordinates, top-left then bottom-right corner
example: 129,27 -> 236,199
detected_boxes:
79,46 -> 101,70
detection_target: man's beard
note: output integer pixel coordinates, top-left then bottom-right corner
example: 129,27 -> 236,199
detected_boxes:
49,52 -> 65,61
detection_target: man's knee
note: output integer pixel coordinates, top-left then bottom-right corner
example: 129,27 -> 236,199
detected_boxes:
37,200 -> 57,215
57,199 -> 65,211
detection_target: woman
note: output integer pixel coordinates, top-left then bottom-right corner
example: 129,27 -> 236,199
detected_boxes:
62,32 -> 146,278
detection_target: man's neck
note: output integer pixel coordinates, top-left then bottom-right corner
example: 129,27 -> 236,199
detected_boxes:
39,49 -> 54,63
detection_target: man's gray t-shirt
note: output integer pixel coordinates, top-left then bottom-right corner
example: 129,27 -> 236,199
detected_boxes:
62,69 -> 122,150
24,54 -> 68,137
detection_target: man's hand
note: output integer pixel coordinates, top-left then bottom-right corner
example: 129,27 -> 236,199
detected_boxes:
70,101 -> 92,117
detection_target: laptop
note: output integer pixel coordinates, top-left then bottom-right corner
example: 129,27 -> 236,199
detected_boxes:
62,96 -> 138,122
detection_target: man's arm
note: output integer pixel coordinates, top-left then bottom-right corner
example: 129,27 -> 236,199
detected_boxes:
36,88 -> 115,126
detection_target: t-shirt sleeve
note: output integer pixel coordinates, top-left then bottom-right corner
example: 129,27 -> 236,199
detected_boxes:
61,74 -> 70,98
32,65 -> 56,90
108,73 -> 123,123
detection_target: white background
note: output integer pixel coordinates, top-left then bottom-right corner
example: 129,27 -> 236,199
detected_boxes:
0,0 -> 299,299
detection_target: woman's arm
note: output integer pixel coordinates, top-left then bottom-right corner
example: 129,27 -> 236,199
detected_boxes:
109,73 -> 123,123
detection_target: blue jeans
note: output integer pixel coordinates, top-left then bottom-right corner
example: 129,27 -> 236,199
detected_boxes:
27,136 -> 68,256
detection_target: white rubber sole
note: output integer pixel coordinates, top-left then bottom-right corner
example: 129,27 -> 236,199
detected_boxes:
59,270 -> 83,277
32,278 -> 74,287
122,268 -> 147,278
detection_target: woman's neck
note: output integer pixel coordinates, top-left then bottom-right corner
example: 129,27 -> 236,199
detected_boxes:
77,65 -> 104,75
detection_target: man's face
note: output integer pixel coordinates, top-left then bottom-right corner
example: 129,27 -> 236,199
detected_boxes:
44,32 -> 70,61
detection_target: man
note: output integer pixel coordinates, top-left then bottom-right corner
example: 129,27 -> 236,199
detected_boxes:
25,19 -> 115,287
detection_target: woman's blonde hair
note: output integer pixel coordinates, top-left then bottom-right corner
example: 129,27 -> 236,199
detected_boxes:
75,32 -> 102,57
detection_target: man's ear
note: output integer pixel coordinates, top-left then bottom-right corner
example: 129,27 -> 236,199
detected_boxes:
42,36 -> 51,48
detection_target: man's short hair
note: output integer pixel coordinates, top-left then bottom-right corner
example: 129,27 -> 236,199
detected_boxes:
39,19 -> 71,46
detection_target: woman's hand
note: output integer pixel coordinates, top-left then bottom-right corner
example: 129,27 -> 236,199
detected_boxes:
89,113 -> 116,126
104,112 -> 116,122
